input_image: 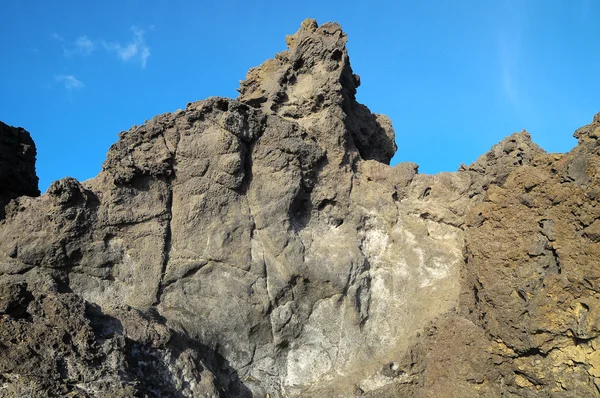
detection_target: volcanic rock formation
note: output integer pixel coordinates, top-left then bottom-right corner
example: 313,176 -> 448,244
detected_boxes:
1,19 -> 599,397
0,122 -> 39,219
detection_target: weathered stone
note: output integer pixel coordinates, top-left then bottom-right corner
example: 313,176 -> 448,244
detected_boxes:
0,122 -> 39,221
237,18 -> 397,165
0,279 -> 221,397
1,18 -> 600,398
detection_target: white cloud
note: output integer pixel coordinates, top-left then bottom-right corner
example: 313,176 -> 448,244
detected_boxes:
74,36 -> 95,56
103,26 -> 151,68
54,33 -> 95,57
55,75 -> 85,90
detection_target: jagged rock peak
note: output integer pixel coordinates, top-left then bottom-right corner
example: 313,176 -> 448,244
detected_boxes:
237,18 -> 358,112
574,111 -> 600,143
3,17 -> 600,396
237,18 -> 397,164
465,130 -> 545,186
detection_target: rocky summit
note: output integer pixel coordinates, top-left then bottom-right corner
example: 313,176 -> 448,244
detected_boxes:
1,19 -> 599,398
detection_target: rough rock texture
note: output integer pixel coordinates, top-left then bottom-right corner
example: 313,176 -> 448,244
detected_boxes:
0,278 -> 222,397
1,19 -> 600,397
0,122 -> 39,218
237,18 -> 397,165
371,116 -> 600,397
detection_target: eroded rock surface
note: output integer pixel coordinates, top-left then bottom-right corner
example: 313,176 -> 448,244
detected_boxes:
0,121 -> 39,219
377,116 -> 600,397
237,18 -> 397,165
1,19 -> 599,397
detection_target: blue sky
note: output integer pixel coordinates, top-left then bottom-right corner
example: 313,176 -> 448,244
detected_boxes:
1,1 -> 599,192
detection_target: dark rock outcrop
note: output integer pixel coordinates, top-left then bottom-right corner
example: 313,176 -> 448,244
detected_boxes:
0,122 -> 39,219
1,19 -> 599,397
0,278 -> 222,397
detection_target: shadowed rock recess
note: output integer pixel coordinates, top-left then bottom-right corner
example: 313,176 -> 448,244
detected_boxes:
1,19 -> 599,397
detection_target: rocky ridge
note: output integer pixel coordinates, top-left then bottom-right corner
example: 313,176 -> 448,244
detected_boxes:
1,19 -> 599,397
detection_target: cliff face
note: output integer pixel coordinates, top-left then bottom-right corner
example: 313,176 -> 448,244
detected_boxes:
369,123 -> 600,398
1,19 -> 599,398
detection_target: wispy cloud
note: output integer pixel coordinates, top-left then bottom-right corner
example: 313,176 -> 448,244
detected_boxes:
54,33 -> 96,56
103,26 -> 151,68
52,32 -> 64,42
497,2 -> 524,107
52,26 -> 152,67
74,36 -> 95,56
498,36 -> 518,105
55,74 -> 85,90
63,36 -> 96,56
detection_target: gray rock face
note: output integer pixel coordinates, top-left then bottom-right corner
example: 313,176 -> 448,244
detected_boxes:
1,19 -> 599,397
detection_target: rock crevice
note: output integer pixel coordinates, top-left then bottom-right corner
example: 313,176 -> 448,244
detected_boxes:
1,18 -> 599,398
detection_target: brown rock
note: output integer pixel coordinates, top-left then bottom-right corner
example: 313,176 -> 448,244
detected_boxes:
238,18 -> 397,165
1,19 -> 600,398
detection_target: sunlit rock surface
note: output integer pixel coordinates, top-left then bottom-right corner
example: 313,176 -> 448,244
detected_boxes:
1,19 -> 599,397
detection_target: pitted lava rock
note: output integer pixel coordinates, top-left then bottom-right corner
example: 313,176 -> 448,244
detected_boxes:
1,19 -> 599,398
